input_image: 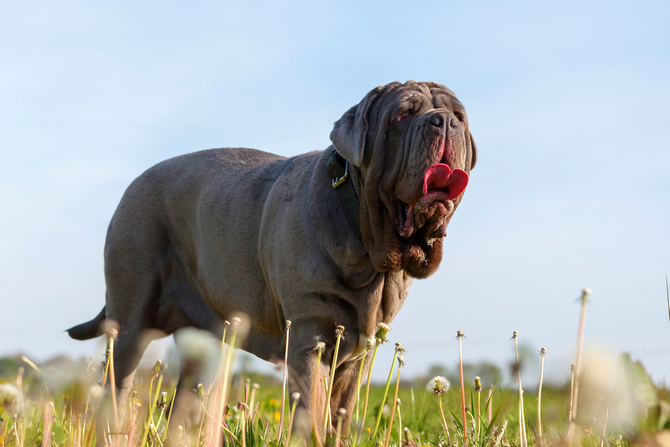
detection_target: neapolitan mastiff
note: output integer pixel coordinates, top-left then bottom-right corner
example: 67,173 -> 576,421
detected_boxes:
68,80 -> 477,431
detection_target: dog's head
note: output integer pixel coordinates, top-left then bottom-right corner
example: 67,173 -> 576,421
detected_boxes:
330,81 -> 477,278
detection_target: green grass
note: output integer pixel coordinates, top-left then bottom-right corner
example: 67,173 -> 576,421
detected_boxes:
0,352 -> 667,447
1,290 -> 668,447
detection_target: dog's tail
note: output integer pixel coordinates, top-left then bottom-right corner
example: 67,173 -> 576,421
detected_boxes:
67,306 -> 107,340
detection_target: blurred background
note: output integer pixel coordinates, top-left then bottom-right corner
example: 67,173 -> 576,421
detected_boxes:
1,1 -> 669,387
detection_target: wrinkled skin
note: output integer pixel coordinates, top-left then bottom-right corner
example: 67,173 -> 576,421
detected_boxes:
67,81 -> 477,435
331,81 -> 477,278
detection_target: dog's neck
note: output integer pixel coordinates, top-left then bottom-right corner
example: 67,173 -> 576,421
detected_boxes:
325,149 -> 363,241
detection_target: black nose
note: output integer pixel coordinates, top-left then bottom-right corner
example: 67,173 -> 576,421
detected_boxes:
429,114 -> 443,127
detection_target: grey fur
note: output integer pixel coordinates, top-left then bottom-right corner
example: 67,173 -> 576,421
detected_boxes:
67,81 -> 477,432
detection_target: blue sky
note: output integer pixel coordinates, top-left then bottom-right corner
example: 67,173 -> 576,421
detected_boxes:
1,1 -> 669,385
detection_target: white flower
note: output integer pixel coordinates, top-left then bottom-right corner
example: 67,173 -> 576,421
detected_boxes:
426,376 -> 450,395
0,383 -> 21,407
174,328 -> 220,381
88,384 -> 104,406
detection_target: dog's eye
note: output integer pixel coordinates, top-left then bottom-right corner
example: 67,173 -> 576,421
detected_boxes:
396,111 -> 411,122
454,111 -> 464,122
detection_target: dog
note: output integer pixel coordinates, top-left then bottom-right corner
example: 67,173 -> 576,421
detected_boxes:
67,80 -> 477,432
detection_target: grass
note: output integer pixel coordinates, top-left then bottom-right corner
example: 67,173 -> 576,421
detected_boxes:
0,289 -> 668,447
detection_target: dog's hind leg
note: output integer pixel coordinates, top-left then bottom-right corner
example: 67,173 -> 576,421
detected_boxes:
103,223 -> 168,403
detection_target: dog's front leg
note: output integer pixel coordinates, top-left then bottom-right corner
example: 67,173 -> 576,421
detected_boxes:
284,323 -> 334,441
328,354 -> 373,435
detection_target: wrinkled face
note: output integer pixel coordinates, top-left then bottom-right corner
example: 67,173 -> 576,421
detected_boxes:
330,81 -> 477,278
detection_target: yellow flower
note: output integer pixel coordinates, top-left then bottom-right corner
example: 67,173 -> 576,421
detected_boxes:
274,411 -> 281,422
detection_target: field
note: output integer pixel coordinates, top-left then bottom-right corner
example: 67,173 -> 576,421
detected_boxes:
0,292 -> 668,447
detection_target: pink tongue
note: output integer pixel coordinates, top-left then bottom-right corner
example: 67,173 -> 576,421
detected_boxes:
422,163 -> 469,199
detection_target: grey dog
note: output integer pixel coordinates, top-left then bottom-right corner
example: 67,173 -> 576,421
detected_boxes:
68,80 -> 477,432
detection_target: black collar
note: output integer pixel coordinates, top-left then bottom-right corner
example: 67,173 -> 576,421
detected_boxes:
325,150 -> 363,242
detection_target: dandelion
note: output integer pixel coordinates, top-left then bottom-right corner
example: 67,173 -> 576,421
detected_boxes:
335,408 -> 347,447
427,376 -> 451,446
285,392 -> 300,446
103,319 -> 121,447
323,325 -> 346,434
571,288 -> 591,421
157,392 -> 168,410
538,347 -> 547,442
376,322 -> 391,343
373,342 -> 405,438
474,376 -> 482,438
357,325 -> 389,446
0,383 -> 22,409
249,383 -> 260,424
457,330 -> 468,446
277,319 -> 292,444
88,384 -> 104,408
426,376 -> 450,395
354,337 -> 375,426
384,355 -> 404,447
404,427 -> 417,447
312,341 -> 326,447
511,331 -> 527,447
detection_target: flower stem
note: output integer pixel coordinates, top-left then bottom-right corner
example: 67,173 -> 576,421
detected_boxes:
457,331 -> 468,447
372,345 -> 401,438
277,320 -> 292,444
357,340 -> 380,445
538,347 -> 547,443
312,343 -> 325,447
383,361 -> 402,447
438,397 -> 451,446
322,325 -> 345,434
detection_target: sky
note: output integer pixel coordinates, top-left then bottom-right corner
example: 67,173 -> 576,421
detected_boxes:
1,1 -> 669,387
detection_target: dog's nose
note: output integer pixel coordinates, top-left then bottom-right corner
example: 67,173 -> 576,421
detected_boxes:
429,114 -> 443,128
449,116 -> 459,129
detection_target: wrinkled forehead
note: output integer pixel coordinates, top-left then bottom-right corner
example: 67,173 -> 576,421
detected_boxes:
383,82 -> 465,115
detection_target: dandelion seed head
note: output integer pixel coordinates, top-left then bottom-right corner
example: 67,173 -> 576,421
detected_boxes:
426,376 -> 450,395
0,384 -> 21,407
88,384 -> 104,402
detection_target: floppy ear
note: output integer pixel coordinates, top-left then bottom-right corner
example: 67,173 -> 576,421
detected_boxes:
468,132 -> 478,170
330,87 -> 382,167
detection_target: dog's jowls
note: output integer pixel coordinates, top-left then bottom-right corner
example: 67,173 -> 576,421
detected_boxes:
67,80 -> 477,433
